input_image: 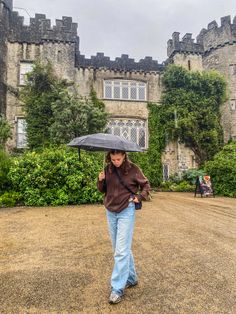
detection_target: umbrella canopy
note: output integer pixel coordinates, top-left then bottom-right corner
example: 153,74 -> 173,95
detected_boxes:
67,133 -> 143,152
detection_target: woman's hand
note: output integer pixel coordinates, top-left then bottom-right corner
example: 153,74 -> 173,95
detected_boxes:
132,196 -> 139,203
98,171 -> 105,181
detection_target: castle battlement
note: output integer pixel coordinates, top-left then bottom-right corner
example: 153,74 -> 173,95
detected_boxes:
196,15 -> 236,52
0,0 -> 12,10
8,10 -> 79,44
167,31 -> 203,58
77,53 -> 164,72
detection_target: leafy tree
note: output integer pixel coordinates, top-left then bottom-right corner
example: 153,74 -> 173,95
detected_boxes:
49,88 -> 108,144
129,103 -> 165,187
161,65 -> 227,165
21,62 -> 107,149
0,114 -> 12,148
20,62 -> 61,149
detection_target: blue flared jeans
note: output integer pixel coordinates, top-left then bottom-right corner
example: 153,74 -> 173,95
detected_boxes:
106,202 -> 138,296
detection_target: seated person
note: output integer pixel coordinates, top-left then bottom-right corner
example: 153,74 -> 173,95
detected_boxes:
201,175 -> 213,195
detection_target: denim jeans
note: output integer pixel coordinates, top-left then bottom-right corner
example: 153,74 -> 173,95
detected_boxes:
106,202 -> 138,296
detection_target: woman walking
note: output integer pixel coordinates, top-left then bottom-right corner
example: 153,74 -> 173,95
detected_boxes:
97,150 -> 150,304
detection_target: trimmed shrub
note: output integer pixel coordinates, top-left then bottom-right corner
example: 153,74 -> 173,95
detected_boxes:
160,180 -> 194,192
204,141 -> 236,197
7,146 -> 104,206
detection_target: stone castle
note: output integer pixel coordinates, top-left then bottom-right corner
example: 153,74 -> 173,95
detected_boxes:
1,0 -> 236,178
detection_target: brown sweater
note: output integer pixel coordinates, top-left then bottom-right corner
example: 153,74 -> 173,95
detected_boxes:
97,162 -> 150,213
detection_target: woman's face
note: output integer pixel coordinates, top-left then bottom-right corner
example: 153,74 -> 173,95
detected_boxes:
110,152 -> 125,168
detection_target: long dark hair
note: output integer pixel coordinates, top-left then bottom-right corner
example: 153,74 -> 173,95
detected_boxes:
105,150 -> 131,174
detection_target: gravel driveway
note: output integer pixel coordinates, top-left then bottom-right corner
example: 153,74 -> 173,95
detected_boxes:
0,192 -> 236,314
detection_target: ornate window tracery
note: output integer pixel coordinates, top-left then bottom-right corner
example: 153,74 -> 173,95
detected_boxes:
106,118 -> 147,149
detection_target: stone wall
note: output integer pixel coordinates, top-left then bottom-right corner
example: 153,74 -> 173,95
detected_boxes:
162,141 -> 197,177
199,15 -> 236,141
0,0 -> 11,115
171,53 -> 203,71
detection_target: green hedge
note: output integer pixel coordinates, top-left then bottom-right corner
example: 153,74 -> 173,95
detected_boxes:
205,141 -> 236,197
1,146 -> 104,206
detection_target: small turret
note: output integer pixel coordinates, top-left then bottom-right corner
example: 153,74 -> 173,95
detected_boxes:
167,32 -> 203,58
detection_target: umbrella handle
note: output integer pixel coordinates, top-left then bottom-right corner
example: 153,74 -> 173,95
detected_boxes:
103,152 -> 106,170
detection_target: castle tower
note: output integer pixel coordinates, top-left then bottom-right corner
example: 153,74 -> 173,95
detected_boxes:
167,32 -> 204,71
197,15 -> 236,142
2,0 -> 80,148
0,0 -> 12,115
165,32 -> 204,175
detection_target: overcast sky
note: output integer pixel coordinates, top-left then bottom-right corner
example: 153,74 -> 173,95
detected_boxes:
13,0 -> 235,63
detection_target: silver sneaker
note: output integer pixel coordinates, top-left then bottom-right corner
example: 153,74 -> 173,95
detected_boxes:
109,292 -> 122,304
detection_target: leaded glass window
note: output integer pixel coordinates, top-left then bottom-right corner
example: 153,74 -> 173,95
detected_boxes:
106,118 -> 147,149
104,80 -> 147,101
16,118 -> 27,148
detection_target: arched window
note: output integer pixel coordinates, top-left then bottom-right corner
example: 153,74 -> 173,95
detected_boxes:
106,118 -> 147,149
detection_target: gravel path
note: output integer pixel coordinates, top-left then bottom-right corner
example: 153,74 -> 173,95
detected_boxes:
0,192 -> 236,314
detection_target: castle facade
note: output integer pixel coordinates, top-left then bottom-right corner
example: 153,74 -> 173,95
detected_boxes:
1,0 -> 236,178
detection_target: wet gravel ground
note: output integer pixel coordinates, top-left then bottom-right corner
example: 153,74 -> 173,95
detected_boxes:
0,192 -> 236,314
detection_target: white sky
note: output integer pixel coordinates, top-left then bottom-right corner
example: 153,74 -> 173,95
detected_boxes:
13,0 -> 236,63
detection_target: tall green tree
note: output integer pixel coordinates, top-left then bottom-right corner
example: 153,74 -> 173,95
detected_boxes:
21,62 -> 60,149
21,62 -> 107,149
161,65 -> 227,165
49,89 -> 108,144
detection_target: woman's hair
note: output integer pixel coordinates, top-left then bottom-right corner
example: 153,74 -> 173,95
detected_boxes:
105,150 -> 131,174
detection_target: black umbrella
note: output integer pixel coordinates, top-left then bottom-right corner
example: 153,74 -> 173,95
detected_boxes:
67,133 -> 143,152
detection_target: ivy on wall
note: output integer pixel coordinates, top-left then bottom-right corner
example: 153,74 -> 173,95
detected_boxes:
130,64 -> 227,185
160,65 -> 227,166
130,102 -> 165,187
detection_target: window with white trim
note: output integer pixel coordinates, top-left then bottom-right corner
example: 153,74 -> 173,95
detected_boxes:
19,62 -> 33,85
104,80 -> 147,101
16,118 -> 27,148
106,118 -> 147,149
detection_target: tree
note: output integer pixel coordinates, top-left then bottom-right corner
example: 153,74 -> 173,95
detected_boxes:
49,89 -> 108,144
21,62 -> 60,149
161,65 -> 227,165
0,114 -> 12,148
21,62 -> 107,149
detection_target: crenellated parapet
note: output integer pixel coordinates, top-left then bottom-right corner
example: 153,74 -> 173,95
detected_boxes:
167,32 -> 204,58
0,0 -> 13,10
8,10 -> 79,45
196,15 -> 236,53
77,53 -> 164,72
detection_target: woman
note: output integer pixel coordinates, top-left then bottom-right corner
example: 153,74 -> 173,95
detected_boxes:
97,150 -> 150,304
